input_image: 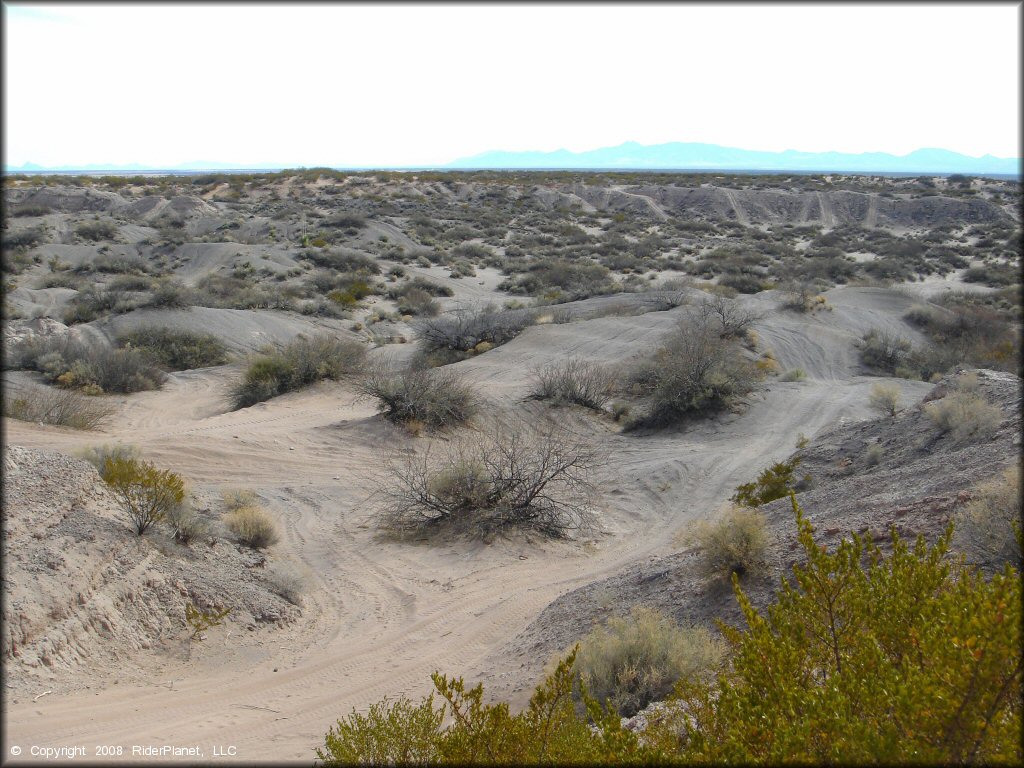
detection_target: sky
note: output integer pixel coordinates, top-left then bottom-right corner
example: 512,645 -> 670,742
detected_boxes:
2,2 -> 1021,168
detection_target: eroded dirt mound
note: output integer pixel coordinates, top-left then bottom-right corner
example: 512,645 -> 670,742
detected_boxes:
1,446 -> 299,695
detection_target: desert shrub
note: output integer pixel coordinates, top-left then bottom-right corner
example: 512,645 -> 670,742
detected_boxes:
222,487 -> 259,511
867,382 -> 901,418
732,457 -> 804,508
925,389 -> 1001,444
3,384 -> 114,430
395,287 -> 440,317
718,272 -> 766,294
376,419 -> 600,539
387,276 -> 454,299
859,328 -> 913,375
224,504 -> 280,548
102,457 -> 186,535
904,300 -> 1020,374
12,335 -> 164,393
10,203 -> 51,217
75,220 -> 119,242
300,247 -> 380,274
107,274 -> 154,292
415,306 -> 535,366
500,258 -> 616,302
77,443 -> 141,477
529,358 -> 613,411
780,367 -> 806,382
80,252 -> 150,274
671,499 -> 1022,764
322,212 -> 367,230
701,294 -> 764,339
2,226 -> 46,251
955,465 -> 1022,568
147,278 -> 193,308
865,443 -> 885,467
317,649 -> 614,766
117,326 -> 228,370
358,365 -> 477,431
266,563 -> 306,605
165,499 -> 210,545
63,286 -> 141,324
962,264 -> 1018,287
694,505 -> 768,577
573,606 -> 724,717
627,311 -> 759,428
230,335 -> 367,409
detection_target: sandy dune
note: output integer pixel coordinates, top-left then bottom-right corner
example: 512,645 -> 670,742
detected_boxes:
1,285 -> 943,763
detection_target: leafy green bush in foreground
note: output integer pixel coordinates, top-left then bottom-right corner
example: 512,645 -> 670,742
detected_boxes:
316,497 -> 1021,765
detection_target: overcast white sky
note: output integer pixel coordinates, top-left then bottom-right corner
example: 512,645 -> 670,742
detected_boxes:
3,3 -> 1020,167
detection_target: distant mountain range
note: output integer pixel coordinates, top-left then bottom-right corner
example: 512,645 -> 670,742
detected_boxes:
445,141 -> 1021,176
5,142 -> 1020,176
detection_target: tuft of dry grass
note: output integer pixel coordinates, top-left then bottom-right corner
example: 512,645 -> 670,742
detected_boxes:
573,606 -> 725,717
224,505 -> 280,548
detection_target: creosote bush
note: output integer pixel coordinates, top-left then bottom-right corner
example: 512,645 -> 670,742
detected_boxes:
732,457 -> 805,507
102,457 -> 186,535
694,505 -> 768,577
358,365 -> 478,431
377,419 -> 600,539
230,334 -> 367,409
573,606 -> 724,717
224,505 -> 280,549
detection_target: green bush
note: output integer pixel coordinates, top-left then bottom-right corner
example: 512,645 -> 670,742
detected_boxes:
118,326 -> 228,370
732,457 -> 804,507
574,606 -> 724,717
102,457 -> 186,535
670,500 -> 1022,764
230,335 -> 367,409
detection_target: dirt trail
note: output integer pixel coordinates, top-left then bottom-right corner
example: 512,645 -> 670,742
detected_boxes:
722,188 -> 750,226
4,288 -> 930,763
816,191 -> 836,228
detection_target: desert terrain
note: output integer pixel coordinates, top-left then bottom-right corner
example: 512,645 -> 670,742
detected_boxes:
2,169 -> 1020,763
